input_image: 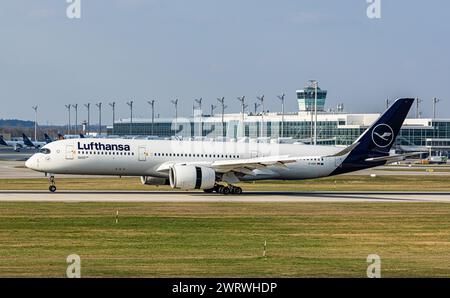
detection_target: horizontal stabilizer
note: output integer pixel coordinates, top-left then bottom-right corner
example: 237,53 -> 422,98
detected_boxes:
365,152 -> 425,163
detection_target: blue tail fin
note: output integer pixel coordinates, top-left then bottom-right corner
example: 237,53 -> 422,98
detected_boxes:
44,133 -> 53,143
0,135 -> 8,146
22,133 -> 35,147
332,98 -> 415,174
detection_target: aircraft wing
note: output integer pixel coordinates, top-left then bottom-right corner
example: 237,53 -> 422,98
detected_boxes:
156,156 -> 299,176
365,152 -> 425,163
209,155 -> 298,175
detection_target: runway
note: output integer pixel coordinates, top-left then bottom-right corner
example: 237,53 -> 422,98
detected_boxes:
1,190 -> 450,203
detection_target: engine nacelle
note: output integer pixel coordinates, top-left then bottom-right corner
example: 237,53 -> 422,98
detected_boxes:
140,176 -> 170,186
169,165 -> 216,190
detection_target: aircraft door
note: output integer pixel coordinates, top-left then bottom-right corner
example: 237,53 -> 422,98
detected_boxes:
65,145 -> 74,160
138,146 -> 146,161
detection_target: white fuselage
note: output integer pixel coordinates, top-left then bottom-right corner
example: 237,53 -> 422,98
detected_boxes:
25,138 -> 348,181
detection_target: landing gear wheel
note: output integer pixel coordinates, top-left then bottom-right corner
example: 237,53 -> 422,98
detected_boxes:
234,187 -> 242,194
222,186 -> 230,195
48,175 -> 56,193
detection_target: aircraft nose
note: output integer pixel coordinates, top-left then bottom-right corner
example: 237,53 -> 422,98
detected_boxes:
25,155 -> 37,170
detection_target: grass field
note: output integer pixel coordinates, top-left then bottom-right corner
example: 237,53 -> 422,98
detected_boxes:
0,202 -> 449,277
0,175 -> 450,191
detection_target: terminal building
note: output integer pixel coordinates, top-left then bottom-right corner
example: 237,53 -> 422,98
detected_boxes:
111,82 -> 450,155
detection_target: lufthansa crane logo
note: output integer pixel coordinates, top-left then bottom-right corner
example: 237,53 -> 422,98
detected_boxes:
371,124 -> 394,148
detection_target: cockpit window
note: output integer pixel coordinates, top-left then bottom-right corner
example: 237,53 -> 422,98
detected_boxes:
40,148 -> 51,154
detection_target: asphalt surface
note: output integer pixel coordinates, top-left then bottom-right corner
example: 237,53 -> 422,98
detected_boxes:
0,154 -> 449,203
0,147 -> 35,161
1,190 -> 450,202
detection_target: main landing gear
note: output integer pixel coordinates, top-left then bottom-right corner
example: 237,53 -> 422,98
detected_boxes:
48,175 -> 57,193
204,184 -> 243,195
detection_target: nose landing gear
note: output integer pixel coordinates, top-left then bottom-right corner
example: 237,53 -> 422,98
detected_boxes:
48,175 -> 56,193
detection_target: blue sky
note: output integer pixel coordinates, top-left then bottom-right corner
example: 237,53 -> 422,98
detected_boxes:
1,0 -> 449,125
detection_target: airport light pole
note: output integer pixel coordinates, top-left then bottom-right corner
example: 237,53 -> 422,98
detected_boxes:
147,100 -> 155,136
195,98 -> 203,137
32,105 -> 38,142
109,102 -> 116,132
315,82 -> 318,145
96,102 -> 102,135
386,99 -> 392,109
126,101 -> 133,135
195,98 -> 203,114
433,97 -> 441,119
73,104 -> 78,133
416,98 -> 422,118
310,80 -> 318,146
65,104 -> 71,135
237,96 -> 247,138
307,83 -> 314,144
254,102 -> 261,114
277,93 -> 285,138
211,104 -> 217,117
171,99 -> 178,135
84,103 -> 90,134
257,95 -> 265,138
217,97 -> 226,137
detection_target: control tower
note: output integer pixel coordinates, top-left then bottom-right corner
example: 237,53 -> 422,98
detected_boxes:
296,81 -> 327,112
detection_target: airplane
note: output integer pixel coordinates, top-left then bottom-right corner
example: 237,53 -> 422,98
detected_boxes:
0,135 -> 24,151
26,98 -> 417,193
44,133 -> 53,144
22,133 -> 48,149
57,133 -> 86,139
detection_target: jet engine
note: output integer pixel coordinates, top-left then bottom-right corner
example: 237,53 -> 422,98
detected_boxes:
140,176 -> 170,186
169,165 -> 216,190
